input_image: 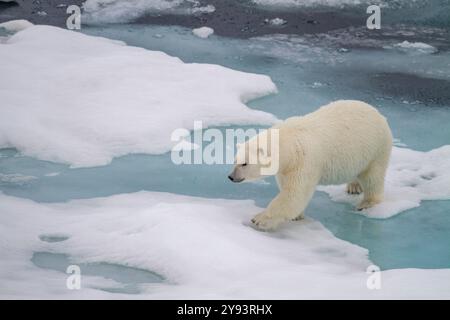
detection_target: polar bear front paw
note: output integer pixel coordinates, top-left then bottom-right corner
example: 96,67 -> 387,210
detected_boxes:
291,212 -> 305,221
347,181 -> 363,195
357,198 -> 381,211
251,212 -> 282,231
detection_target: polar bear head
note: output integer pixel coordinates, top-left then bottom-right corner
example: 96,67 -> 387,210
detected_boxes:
228,129 -> 279,183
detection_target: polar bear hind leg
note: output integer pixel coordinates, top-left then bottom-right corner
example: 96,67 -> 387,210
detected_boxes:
356,154 -> 390,211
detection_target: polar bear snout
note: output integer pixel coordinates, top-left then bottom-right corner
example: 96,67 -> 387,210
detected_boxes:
228,170 -> 244,183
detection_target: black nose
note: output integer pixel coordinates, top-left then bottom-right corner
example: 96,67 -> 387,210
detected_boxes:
228,175 -> 234,181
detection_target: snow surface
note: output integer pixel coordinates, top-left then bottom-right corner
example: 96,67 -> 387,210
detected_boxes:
319,146 -> 450,219
0,25 -> 277,167
1,191 -> 450,299
192,26 -> 214,39
82,0 -> 215,24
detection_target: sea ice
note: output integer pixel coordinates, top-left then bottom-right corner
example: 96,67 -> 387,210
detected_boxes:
251,0 -> 418,8
265,18 -> 287,26
0,19 -> 34,32
319,146 -> 450,219
82,0 -> 216,24
0,173 -> 37,185
0,24 -> 277,167
252,0 -> 378,8
385,41 -> 438,54
1,191 -> 450,299
192,26 -> 214,39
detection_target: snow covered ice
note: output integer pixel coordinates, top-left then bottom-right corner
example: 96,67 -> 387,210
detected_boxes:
192,26 -> 214,39
0,25 -> 277,167
2,191 -> 450,299
0,19 -> 34,32
82,0 -> 216,24
385,41 -> 438,55
266,18 -> 287,26
320,146 -> 450,219
252,0 -> 385,8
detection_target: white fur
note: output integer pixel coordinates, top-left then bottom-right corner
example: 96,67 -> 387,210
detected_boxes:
231,100 -> 393,230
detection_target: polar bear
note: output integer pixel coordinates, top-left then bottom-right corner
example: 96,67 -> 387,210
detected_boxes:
228,100 -> 393,230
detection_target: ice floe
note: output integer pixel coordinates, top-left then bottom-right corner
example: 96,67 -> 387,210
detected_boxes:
0,173 -> 37,185
385,41 -> 438,54
0,20 -> 34,32
251,0 -> 417,8
253,0 -> 380,8
0,24 -> 277,167
1,191 -> 450,299
319,146 -> 450,219
82,0 -> 215,24
192,26 -> 214,39
44,172 -> 61,177
265,17 -> 287,26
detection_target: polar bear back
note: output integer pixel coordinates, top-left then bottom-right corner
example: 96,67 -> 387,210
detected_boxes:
278,100 -> 392,185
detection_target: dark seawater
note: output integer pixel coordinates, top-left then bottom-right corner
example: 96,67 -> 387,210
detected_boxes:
2,1 -> 450,38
